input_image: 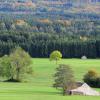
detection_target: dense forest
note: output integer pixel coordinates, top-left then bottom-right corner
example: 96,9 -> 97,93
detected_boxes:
0,12 -> 100,58
0,0 -> 100,58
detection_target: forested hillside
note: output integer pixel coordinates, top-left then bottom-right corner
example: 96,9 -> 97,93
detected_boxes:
0,0 -> 100,58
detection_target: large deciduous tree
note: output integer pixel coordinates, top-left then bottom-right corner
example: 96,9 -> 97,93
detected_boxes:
0,47 -> 33,82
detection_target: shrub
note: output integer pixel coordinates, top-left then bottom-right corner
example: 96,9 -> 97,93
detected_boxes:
83,69 -> 100,88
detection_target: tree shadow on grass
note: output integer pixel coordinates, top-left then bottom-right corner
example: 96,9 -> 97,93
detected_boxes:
0,79 -> 20,83
31,90 -> 61,95
9,90 -> 61,96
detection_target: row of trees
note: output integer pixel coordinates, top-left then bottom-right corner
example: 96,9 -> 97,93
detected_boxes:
0,32 -> 100,58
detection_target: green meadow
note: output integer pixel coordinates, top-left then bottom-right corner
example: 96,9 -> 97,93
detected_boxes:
0,58 -> 100,100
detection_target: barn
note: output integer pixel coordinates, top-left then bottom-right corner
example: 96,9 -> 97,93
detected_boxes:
69,83 -> 100,96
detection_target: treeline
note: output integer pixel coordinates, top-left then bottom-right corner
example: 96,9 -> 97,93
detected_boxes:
0,31 -> 100,58
0,19 -> 100,36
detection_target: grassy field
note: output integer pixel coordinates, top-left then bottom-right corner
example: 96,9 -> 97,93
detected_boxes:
0,58 -> 100,100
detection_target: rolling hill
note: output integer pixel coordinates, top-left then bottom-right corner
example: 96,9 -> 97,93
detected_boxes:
0,0 -> 100,13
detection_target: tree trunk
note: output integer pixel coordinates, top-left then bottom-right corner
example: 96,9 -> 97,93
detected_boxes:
16,68 -> 20,81
16,62 -> 20,81
11,76 -> 14,80
63,88 -> 66,96
56,59 -> 58,65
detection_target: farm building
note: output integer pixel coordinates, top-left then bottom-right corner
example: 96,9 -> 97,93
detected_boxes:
69,83 -> 100,96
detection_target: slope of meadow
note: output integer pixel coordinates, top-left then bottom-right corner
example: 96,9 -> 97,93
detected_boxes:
0,58 -> 100,100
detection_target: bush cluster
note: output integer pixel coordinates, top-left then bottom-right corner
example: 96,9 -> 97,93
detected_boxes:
83,69 -> 100,88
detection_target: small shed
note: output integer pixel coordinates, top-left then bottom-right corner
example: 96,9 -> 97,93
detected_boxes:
70,83 -> 100,96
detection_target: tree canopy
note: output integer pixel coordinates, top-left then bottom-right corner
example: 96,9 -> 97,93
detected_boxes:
0,47 -> 33,82
53,64 -> 76,95
50,50 -> 62,64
